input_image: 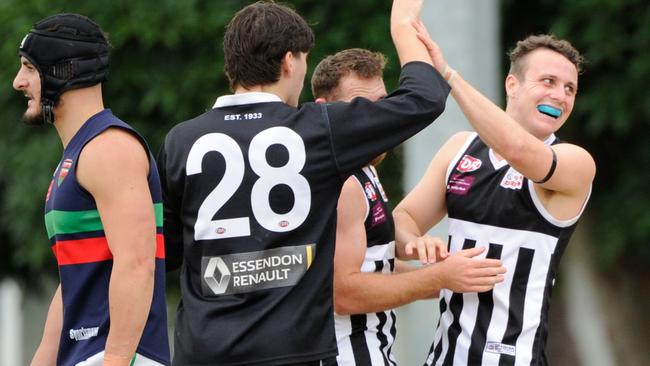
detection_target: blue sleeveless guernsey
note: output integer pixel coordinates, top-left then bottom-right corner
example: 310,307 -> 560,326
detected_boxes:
44,109 -> 170,365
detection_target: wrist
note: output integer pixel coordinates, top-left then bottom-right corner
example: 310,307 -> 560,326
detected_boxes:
442,65 -> 457,85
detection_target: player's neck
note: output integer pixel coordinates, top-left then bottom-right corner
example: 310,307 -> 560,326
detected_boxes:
53,86 -> 105,149
235,83 -> 290,105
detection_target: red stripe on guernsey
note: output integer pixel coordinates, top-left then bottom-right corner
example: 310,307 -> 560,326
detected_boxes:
53,234 -> 165,265
155,234 -> 166,259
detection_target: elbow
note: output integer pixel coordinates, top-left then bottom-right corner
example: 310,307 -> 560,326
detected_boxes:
333,285 -> 358,316
333,296 -> 355,316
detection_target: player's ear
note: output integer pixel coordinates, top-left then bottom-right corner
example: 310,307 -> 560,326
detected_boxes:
281,51 -> 294,76
315,97 -> 328,104
505,73 -> 519,99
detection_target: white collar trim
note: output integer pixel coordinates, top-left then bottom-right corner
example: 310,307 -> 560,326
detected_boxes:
213,92 -> 282,108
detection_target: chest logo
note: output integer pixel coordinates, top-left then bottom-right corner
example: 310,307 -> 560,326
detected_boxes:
57,158 -> 74,186
447,174 -> 476,196
364,182 -> 377,202
370,203 -> 387,227
456,155 -> 482,173
45,179 -> 54,202
500,168 -> 524,190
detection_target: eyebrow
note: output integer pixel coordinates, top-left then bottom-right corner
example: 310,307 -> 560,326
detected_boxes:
541,74 -> 577,89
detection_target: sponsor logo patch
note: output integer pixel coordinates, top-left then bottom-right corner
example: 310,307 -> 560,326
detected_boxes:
370,203 -> 387,227
45,179 -> 54,202
371,176 -> 389,202
202,244 -> 315,296
447,174 -> 476,196
69,326 -> 99,341
364,182 -> 377,201
500,168 -> 524,190
57,158 -> 73,186
456,155 -> 482,173
484,341 -> 516,356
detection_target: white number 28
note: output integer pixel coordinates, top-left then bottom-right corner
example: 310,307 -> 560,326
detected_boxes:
186,127 -> 311,240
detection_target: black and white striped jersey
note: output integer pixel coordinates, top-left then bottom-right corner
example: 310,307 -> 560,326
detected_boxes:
159,62 -> 450,365
425,133 -> 591,366
335,165 -> 397,366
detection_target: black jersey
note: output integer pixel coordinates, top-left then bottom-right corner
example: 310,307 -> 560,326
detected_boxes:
335,165 -> 397,366
158,62 -> 450,365
425,133 -> 591,366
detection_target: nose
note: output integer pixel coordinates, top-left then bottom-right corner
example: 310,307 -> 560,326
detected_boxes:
13,68 -> 27,91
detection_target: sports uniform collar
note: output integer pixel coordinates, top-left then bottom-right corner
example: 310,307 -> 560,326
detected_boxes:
213,92 -> 282,108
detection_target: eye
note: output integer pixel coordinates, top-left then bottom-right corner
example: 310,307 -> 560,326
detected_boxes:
542,78 -> 553,86
564,85 -> 576,96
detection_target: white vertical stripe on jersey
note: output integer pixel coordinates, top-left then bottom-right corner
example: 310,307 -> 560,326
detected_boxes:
481,237 -> 517,366
364,311 -> 387,365
427,290 -> 454,365
432,218 -> 559,365
359,242 -> 395,272
513,231 -> 556,365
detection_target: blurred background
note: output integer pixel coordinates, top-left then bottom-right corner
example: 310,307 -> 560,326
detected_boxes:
0,0 -> 648,365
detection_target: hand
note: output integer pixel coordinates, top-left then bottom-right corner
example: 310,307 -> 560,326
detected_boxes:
404,234 -> 448,264
435,247 -> 506,293
412,20 -> 449,76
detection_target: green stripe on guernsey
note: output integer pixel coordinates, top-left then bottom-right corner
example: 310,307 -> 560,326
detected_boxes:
45,203 -> 163,239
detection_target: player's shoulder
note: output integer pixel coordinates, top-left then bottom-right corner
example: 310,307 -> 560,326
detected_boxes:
437,131 -> 476,157
82,127 -> 147,163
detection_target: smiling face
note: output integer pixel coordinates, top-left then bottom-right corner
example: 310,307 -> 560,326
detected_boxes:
505,48 -> 579,140
13,56 -> 44,125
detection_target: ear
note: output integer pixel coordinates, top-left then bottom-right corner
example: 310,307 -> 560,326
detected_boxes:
315,97 -> 328,104
281,51 -> 294,76
505,73 -> 519,99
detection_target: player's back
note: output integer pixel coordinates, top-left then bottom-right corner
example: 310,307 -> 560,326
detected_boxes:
159,62 -> 450,365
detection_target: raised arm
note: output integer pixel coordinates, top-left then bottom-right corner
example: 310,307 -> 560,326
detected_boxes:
413,21 -> 595,219
77,128 -> 156,365
391,0 -> 433,66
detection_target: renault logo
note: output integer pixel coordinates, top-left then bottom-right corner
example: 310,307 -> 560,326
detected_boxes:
203,257 -> 231,295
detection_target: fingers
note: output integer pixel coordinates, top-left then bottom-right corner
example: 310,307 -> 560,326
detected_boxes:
404,235 -> 440,264
457,246 -> 486,258
405,242 -> 414,256
452,273 -> 505,293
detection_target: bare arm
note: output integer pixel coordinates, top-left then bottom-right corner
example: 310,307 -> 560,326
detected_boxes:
335,176 -> 505,315
391,0 -> 432,66
394,132 -> 471,260
414,21 -> 595,219
30,285 -> 62,366
77,128 -> 156,365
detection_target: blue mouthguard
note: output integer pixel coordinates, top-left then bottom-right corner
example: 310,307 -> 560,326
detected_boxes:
537,104 -> 561,118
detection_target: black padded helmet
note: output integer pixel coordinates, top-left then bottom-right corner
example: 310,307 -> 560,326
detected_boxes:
18,13 -> 109,124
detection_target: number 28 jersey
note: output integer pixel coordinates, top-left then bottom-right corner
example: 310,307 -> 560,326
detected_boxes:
158,62 -> 450,365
